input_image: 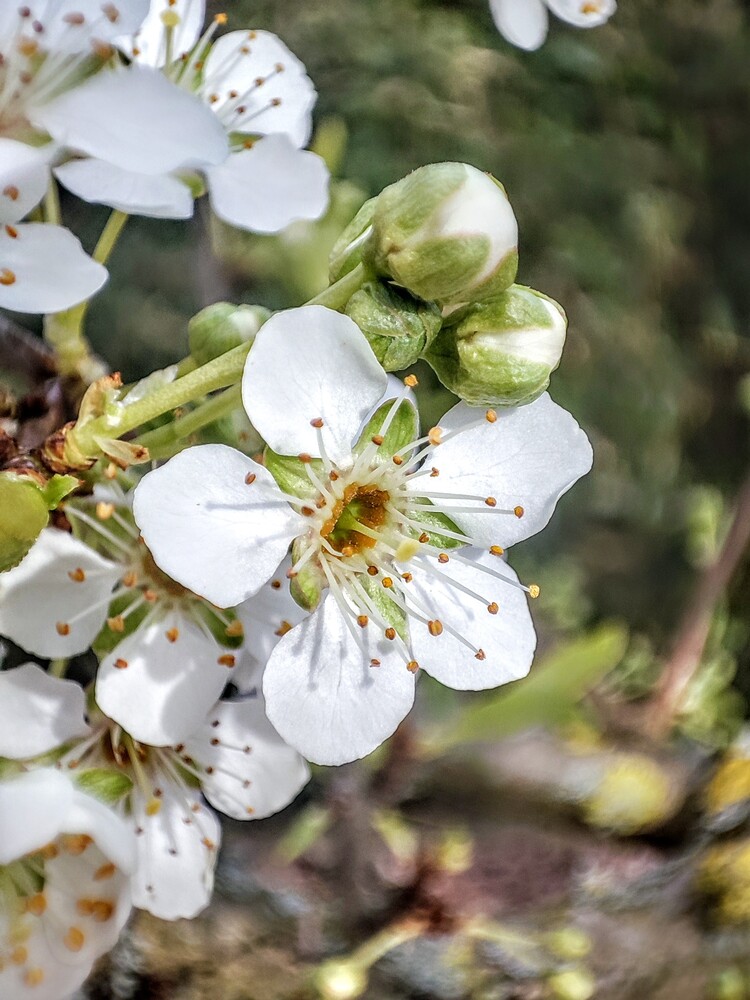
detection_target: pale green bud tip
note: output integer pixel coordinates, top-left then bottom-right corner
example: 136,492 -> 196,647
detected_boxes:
345,280 -> 442,370
315,960 -> 368,1000
189,302 -> 270,367
425,285 -> 567,406
370,162 -> 518,306
548,968 -> 596,1000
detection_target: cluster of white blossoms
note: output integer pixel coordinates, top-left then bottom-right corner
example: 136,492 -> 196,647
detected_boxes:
0,0 -> 329,314
0,2 -> 611,992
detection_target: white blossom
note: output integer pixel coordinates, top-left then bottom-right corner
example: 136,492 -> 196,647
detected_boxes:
0,665 -> 309,922
490,0 -> 616,51
133,305 -> 593,766
55,0 -> 329,232
0,767 -> 134,999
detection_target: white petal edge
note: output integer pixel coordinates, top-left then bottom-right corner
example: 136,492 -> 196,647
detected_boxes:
208,134 -> 329,234
0,664 -> 90,759
0,528 -> 121,657
133,444 -> 302,608
0,139 -> 51,223
55,158 -> 194,218
263,594 -> 416,766
242,305 -> 387,468
489,0 -> 549,49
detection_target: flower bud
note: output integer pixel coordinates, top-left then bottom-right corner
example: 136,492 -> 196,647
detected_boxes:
368,163 -> 518,307
329,196 -> 376,283
345,280 -> 442,370
189,303 -> 270,367
425,285 -> 567,406
0,471 -> 78,572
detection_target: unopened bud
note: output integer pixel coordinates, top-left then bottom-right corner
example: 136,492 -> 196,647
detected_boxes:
345,280 -> 441,370
329,196 -> 376,283
425,285 -> 566,406
0,471 -> 78,572
368,162 -> 518,307
314,959 -> 368,1000
189,303 -> 270,367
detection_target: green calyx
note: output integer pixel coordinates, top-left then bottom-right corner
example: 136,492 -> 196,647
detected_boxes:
329,196 -> 377,283
426,284 -> 567,406
189,302 -> 270,367
354,398 -> 419,462
0,472 -> 79,573
74,768 -> 133,805
345,280 -> 442,370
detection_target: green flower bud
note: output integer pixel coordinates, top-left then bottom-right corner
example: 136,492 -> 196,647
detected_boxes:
369,162 -> 518,307
0,471 -> 78,572
329,196 -> 376,283
189,303 -> 270,367
425,285 -> 567,406
345,280 -> 442,370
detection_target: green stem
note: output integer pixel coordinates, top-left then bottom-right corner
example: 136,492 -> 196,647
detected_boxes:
70,341 -> 252,458
44,180 -> 61,225
44,210 -> 130,381
133,384 -> 242,458
307,262 -> 368,310
49,658 -> 68,679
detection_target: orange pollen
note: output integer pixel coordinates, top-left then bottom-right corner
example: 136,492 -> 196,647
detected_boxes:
428,620 -> 443,636
437,553 -> 449,564
485,409 -> 497,423
514,506 -> 525,518
301,506 -> 315,516
244,472 -> 256,485
94,862 -> 117,881
489,545 -> 504,557
225,619 -> 244,637
114,658 -> 128,669
298,452 -> 312,463
122,570 -> 137,587
3,185 -> 19,201
64,927 -> 85,952
215,12 -> 228,24
218,654 -> 236,668
357,615 -> 368,628
107,615 -> 125,633
68,567 -> 86,583
5,224 -> 17,238
404,374 -> 418,387
274,620 -> 293,636
485,497 -> 497,507
25,893 -> 46,916
401,572 -> 413,582
418,532 -> 430,543
367,566 -> 378,576
96,501 -> 115,519
392,455 -> 403,466
165,628 -> 179,643
382,577 -> 393,588
385,628 -> 396,640
430,467 -> 439,477
487,602 -> 499,615
406,660 -> 420,673
56,622 -> 70,636
371,434 -> 384,446
475,649 -> 486,661
63,11 -> 85,24
143,589 -> 158,603
310,417 -> 324,428
0,268 -> 17,286
428,427 -> 443,446
370,658 -> 381,667
25,969 -> 44,987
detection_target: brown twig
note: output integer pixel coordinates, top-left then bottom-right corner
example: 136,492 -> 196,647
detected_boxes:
643,469 -> 750,740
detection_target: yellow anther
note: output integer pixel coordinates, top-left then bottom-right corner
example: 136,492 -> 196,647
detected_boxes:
404,374 -> 418,387
225,619 -> 244,638
437,553 -> 449,564
487,602 -> 499,615
0,268 -> 17,286
25,893 -> 46,916
385,627 -> 396,640
107,615 -> 125,632
56,622 -> 71,636
489,545 -> 504,557
381,577 -> 393,588
68,567 -> 86,583
64,927 -> 85,952
357,615 -> 369,628
96,501 -> 115,519
244,472 -> 256,485
165,627 -> 179,643
428,620 -> 443,636
310,417 -> 324,428
25,968 -> 44,986
94,862 -> 116,881
514,505 -> 525,518
528,584 -> 540,599
428,426 -> 443,446
485,409 -> 497,423
63,834 -> 93,855
217,654 -> 236,667
145,798 -> 161,816
275,620 -> 293,636
114,658 -> 128,669
406,660 -> 420,673
160,9 -> 181,27
485,496 -> 497,507
214,12 -> 228,23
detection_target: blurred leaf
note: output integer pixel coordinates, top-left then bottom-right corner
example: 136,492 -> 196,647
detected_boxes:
430,623 -> 628,752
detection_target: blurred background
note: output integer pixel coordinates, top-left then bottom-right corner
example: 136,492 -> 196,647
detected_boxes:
9,0 -> 750,996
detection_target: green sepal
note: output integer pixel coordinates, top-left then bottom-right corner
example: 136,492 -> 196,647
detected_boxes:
189,302 -> 270,367
40,474 -> 80,509
361,573 -> 408,641
354,398 -> 419,464
74,768 -> 133,805
329,196 -> 377,282
290,538 -> 324,613
405,503 -> 465,550
0,475 -> 51,572
374,163 -> 466,245
387,234 -> 490,304
92,590 -> 150,659
264,447 -> 321,500
345,280 -> 442,370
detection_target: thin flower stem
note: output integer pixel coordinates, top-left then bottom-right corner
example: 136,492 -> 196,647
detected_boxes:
48,658 -> 68,679
306,262 -> 369,311
132,384 -> 243,459
93,210 -> 129,266
43,179 -> 61,225
69,340 -> 252,458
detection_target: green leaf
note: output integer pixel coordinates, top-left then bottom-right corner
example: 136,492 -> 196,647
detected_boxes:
354,398 -> 419,464
264,447 -> 321,499
75,768 -> 133,805
430,623 -> 629,752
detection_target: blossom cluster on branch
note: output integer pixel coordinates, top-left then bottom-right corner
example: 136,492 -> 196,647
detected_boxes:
0,1 -> 613,996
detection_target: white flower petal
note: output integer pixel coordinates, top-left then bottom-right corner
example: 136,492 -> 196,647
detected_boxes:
263,594 -> 416,766
185,696 -> 310,820
423,393 -> 593,548
208,134 -> 329,234
122,0 -> 205,66
0,528 -> 121,658
32,65 -> 228,174
235,556 -> 307,672
0,139 -> 51,223
55,158 -> 194,218
25,0 -> 150,48
489,0 -> 549,49
0,664 -> 90,759
133,445 -> 302,608
242,305 -> 387,467
405,552 -> 536,690
546,0 -> 616,28
96,614 -> 231,746
0,769 -> 73,863
0,223 -> 108,314
203,29 -> 316,147
130,782 -> 220,920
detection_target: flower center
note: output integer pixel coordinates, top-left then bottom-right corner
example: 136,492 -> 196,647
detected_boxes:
323,484 -> 390,554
